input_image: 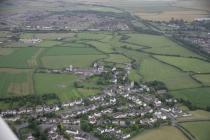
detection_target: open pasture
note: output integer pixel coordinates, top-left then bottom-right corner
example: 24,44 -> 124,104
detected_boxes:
155,56 -> 210,73
41,54 -> 107,68
131,126 -> 187,140
0,48 -> 17,56
0,47 -> 39,68
85,41 -> 114,53
104,54 -> 131,64
125,33 -> 203,58
193,74 -> 210,86
20,32 -> 75,40
0,71 -> 33,97
140,57 -> 201,90
171,87 -> 210,108
34,73 -> 98,101
181,121 -> 210,140
44,47 -> 102,56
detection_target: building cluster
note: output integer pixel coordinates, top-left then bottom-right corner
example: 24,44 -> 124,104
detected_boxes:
1,64 -> 191,140
39,63 -> 105,77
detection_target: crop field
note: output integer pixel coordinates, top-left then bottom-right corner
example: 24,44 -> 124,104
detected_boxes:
171,87 -> 210,108
41,54 -> 107,69
0,71 -> 33,97
155,56 -> 210,73
131,126 -> 188,140
34,73 -> 98,101
193,74 -> 210,86
181,121 -> 210,140
0,48 -> 39,68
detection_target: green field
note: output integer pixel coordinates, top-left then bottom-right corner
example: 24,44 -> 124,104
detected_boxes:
155,56 -> 210,73
41,54 -> 107,68
131,126 -> 187,140
104,54 -> 131,64
125,33 -> 203,58
34,73 -> 99,101
181,121 -> 210,140
0,72 -> 31,97
0,48 -> 39,68
193,74 -> 210,86
85,41 -> 114,53
171,87 -> 210,108
0,48 -> 17,55
140,57 -> 201,90
44,47 -> 102,56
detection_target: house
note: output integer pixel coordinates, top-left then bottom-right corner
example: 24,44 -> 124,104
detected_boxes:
66,129 -> 79,135
122,134 -> 130,139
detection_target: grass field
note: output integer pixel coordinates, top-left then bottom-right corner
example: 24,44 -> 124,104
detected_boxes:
193,74 -> 210,86
104,54 -> 131,64
44,47 -> 102,56
128,69 -> 142,82
0,48 -> 17,55
131,126 -> 188,140
125,33 -> 203,58
178,110 -> 210,122
41,54 -> 106,68
140,57 -> 201,90
85,41 -> 114,53
155,56 -> 210,73
20,32 -> 75,40
181,121 -> 210,140
171,87 -> 210,108
34,73 -> 98,101
0,71 -> 33,97
0,48 -> 39,68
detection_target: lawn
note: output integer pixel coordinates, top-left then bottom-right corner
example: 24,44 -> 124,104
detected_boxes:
131,126 -> 188,140
44,47 -> 102,56
34,73 -> 98,101
0,47 -> 39,68
41,54 -> 107,68
155,56 -> 210,73
170,87 -> 210,108
0,71 -> 33,97
125,33 -> 203,58
140,57 -> 201,90
193,74 -> 210,86
181,121 -> 210,140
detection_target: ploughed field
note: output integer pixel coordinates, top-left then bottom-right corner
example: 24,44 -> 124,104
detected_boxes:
0,31 -> 210,110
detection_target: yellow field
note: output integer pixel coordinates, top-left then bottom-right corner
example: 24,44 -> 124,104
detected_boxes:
131,126 -> 188,140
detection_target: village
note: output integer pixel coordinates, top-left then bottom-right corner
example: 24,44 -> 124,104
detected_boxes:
0,62 -> 191,140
